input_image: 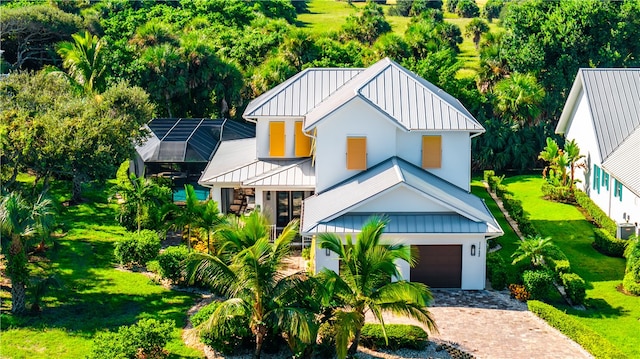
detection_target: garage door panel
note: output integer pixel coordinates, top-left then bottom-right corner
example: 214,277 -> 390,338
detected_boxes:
411,245 -> 462,288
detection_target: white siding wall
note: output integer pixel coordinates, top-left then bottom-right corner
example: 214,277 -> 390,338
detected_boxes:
396,130 -> 471,191
314,233 -> 486,290
255,117 -> 306,159
314,98 -> 398,192
565,92 -> 640,228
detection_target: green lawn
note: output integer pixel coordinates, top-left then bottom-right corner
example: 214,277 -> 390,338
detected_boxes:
296,0 -> 499,78
499,175 -> 639,358
0,178 -> 202,359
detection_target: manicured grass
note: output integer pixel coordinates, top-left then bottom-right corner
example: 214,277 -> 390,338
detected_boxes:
500,175 -> 639,358
0,179 -> 202,358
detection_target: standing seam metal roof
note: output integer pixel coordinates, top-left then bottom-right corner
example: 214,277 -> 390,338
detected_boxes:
581,69 -> 640,161
301,157 -> 500,234
602,126 -> 640,198
303,58 -> 484,132
243,68 -> 364,118
310,213 -> 489,234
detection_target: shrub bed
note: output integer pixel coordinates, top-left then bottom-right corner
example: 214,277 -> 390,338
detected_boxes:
593,228 -> 626,257
574,190 -> 617,235
89,319 -> 173,359
191,301 -> 253,354
546,258 -> 571,280
114,230 -> 161,266
561,273 -> 587,305
622,272 -> 640,296
523,270 -> 554,300
541,183 -> 574,202
157,245 -> 190,284
359,324 -> 428,350
527,301 -> 627,359
486,252 -> 507,290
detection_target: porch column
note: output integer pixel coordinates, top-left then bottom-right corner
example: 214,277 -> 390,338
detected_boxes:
211,186 -> 223,212
254,188 -> 264,211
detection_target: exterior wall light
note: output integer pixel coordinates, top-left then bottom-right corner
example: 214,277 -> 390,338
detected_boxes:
471,244 -> 476,256
266,191 -> 271,200
326,248 -> 331,256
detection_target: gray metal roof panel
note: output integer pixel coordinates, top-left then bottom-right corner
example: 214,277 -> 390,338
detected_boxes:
243,68 -> 364,118
602,127 -> 640,198
301,157 -> 501,234
304,58 -> 484,133
307,213 -> 489,234
581,69 -> 640,161
244,158 -> 315,187
199,138 -> 257,183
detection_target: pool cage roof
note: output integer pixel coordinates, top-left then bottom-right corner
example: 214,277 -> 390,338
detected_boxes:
136,118 -> 255,163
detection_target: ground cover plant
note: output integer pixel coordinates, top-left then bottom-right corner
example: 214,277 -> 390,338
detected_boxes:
501,175 -> 639,358
0,176 -> 201,358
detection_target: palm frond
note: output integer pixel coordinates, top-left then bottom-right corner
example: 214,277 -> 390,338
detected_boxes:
333,309 -> 363,359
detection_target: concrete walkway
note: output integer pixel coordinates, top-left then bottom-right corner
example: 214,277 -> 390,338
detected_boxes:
368,289 -> 593,359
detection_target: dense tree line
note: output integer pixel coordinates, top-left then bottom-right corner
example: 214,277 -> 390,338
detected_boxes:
2,0 -> 639,176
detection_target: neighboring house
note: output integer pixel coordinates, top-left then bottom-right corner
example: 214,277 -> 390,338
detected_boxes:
199,58 -> 502,289
556,69 -> 640,237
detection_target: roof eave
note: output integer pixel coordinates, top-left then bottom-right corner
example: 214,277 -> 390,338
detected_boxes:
556,70 -> 585,135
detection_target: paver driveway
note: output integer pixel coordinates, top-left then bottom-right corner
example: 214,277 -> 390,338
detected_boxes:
368,289 -> 593,359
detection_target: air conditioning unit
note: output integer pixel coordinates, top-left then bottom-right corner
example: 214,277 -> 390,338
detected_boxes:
616,222 -> 636,240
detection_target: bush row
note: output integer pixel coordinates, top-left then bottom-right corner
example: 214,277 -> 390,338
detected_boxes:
114,230 -> 162,266
89,319 -> 173,359
561,273 -> 587,305
623,237 -> 640,295
623,272 -> 640,296
574,190 -> 617,236
593,228 -> 626,258
486,252 -> 508,290
360,324 -> 428,350
540,183 -> 573,202
522,270 -> 554,300
527,301 -> 627,359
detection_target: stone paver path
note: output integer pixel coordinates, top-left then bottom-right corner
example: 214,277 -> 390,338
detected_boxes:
368,289 -> 593,359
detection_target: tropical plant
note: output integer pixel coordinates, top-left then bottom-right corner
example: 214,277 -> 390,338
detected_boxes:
511,236 -> 554,268
196,199 -> 225,254
29,275 -> 61,313
539,137 -> 584,191
55,31 -> 108,93
163,184 -> 201,251
464,18 -> 489,50
0,191 -> 55,314
115,167 -> 171,233
317,216 -> 437,359
185,212 -> 317,358
493,72 -> 546,128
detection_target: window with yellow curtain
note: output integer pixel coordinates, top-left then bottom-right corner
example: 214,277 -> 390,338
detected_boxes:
422,135 -> 442,168
269,121 -> 285,157
346,137 -> 367,170
294,121 -> 311,157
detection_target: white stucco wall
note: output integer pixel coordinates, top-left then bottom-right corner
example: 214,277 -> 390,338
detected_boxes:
314,98 -> 399,192
314,233 -> 486,290
255,117 -> 307,159
396,130 -> 471,191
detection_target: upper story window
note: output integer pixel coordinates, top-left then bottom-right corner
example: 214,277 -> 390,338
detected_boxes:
346,137 -> 367,170
602,171 -> 609,191
269,121 -> 285,157
422,135 -> 442,169
295,121 -> 311,157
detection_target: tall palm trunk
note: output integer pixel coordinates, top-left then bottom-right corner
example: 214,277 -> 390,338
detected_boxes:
347,311 -> 365,355
253,323 -> 268,359
8,237 -> 28,315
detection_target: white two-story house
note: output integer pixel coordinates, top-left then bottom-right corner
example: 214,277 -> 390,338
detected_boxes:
556,69 -> 640,238
200,58 -> 502,289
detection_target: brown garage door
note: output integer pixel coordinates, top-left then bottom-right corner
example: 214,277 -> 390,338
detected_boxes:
411,245 -> 462,288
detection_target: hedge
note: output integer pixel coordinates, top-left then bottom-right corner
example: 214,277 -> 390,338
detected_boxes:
487,252 -> 507,290
574,190 -> 617,235
191,301 -> 252,354
622,272 -> 640,296
561,273 -> 587,305
523,270 -> 554,300
541,183 -> 574,202
114,230 -> 161,266
527,301 -> 627,359
89,319 -> 173,359
157,245 -> 190,284
593,228 -> 626,257
546,258 -> 571,280
360,324 -> 428,350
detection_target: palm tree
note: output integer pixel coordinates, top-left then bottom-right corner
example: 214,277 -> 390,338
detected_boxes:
317,216 -> 437,359
56,31 -> 107,94
493,72 -> 546,127
511,236 -> 553,268
185,213 -> 316,359
196,199 -> 225,254
564,139 -> 585,189
116,172 -> 169,233
464,18 -> 490,50
164,184 -> 202,251
0,192 -> 54,314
